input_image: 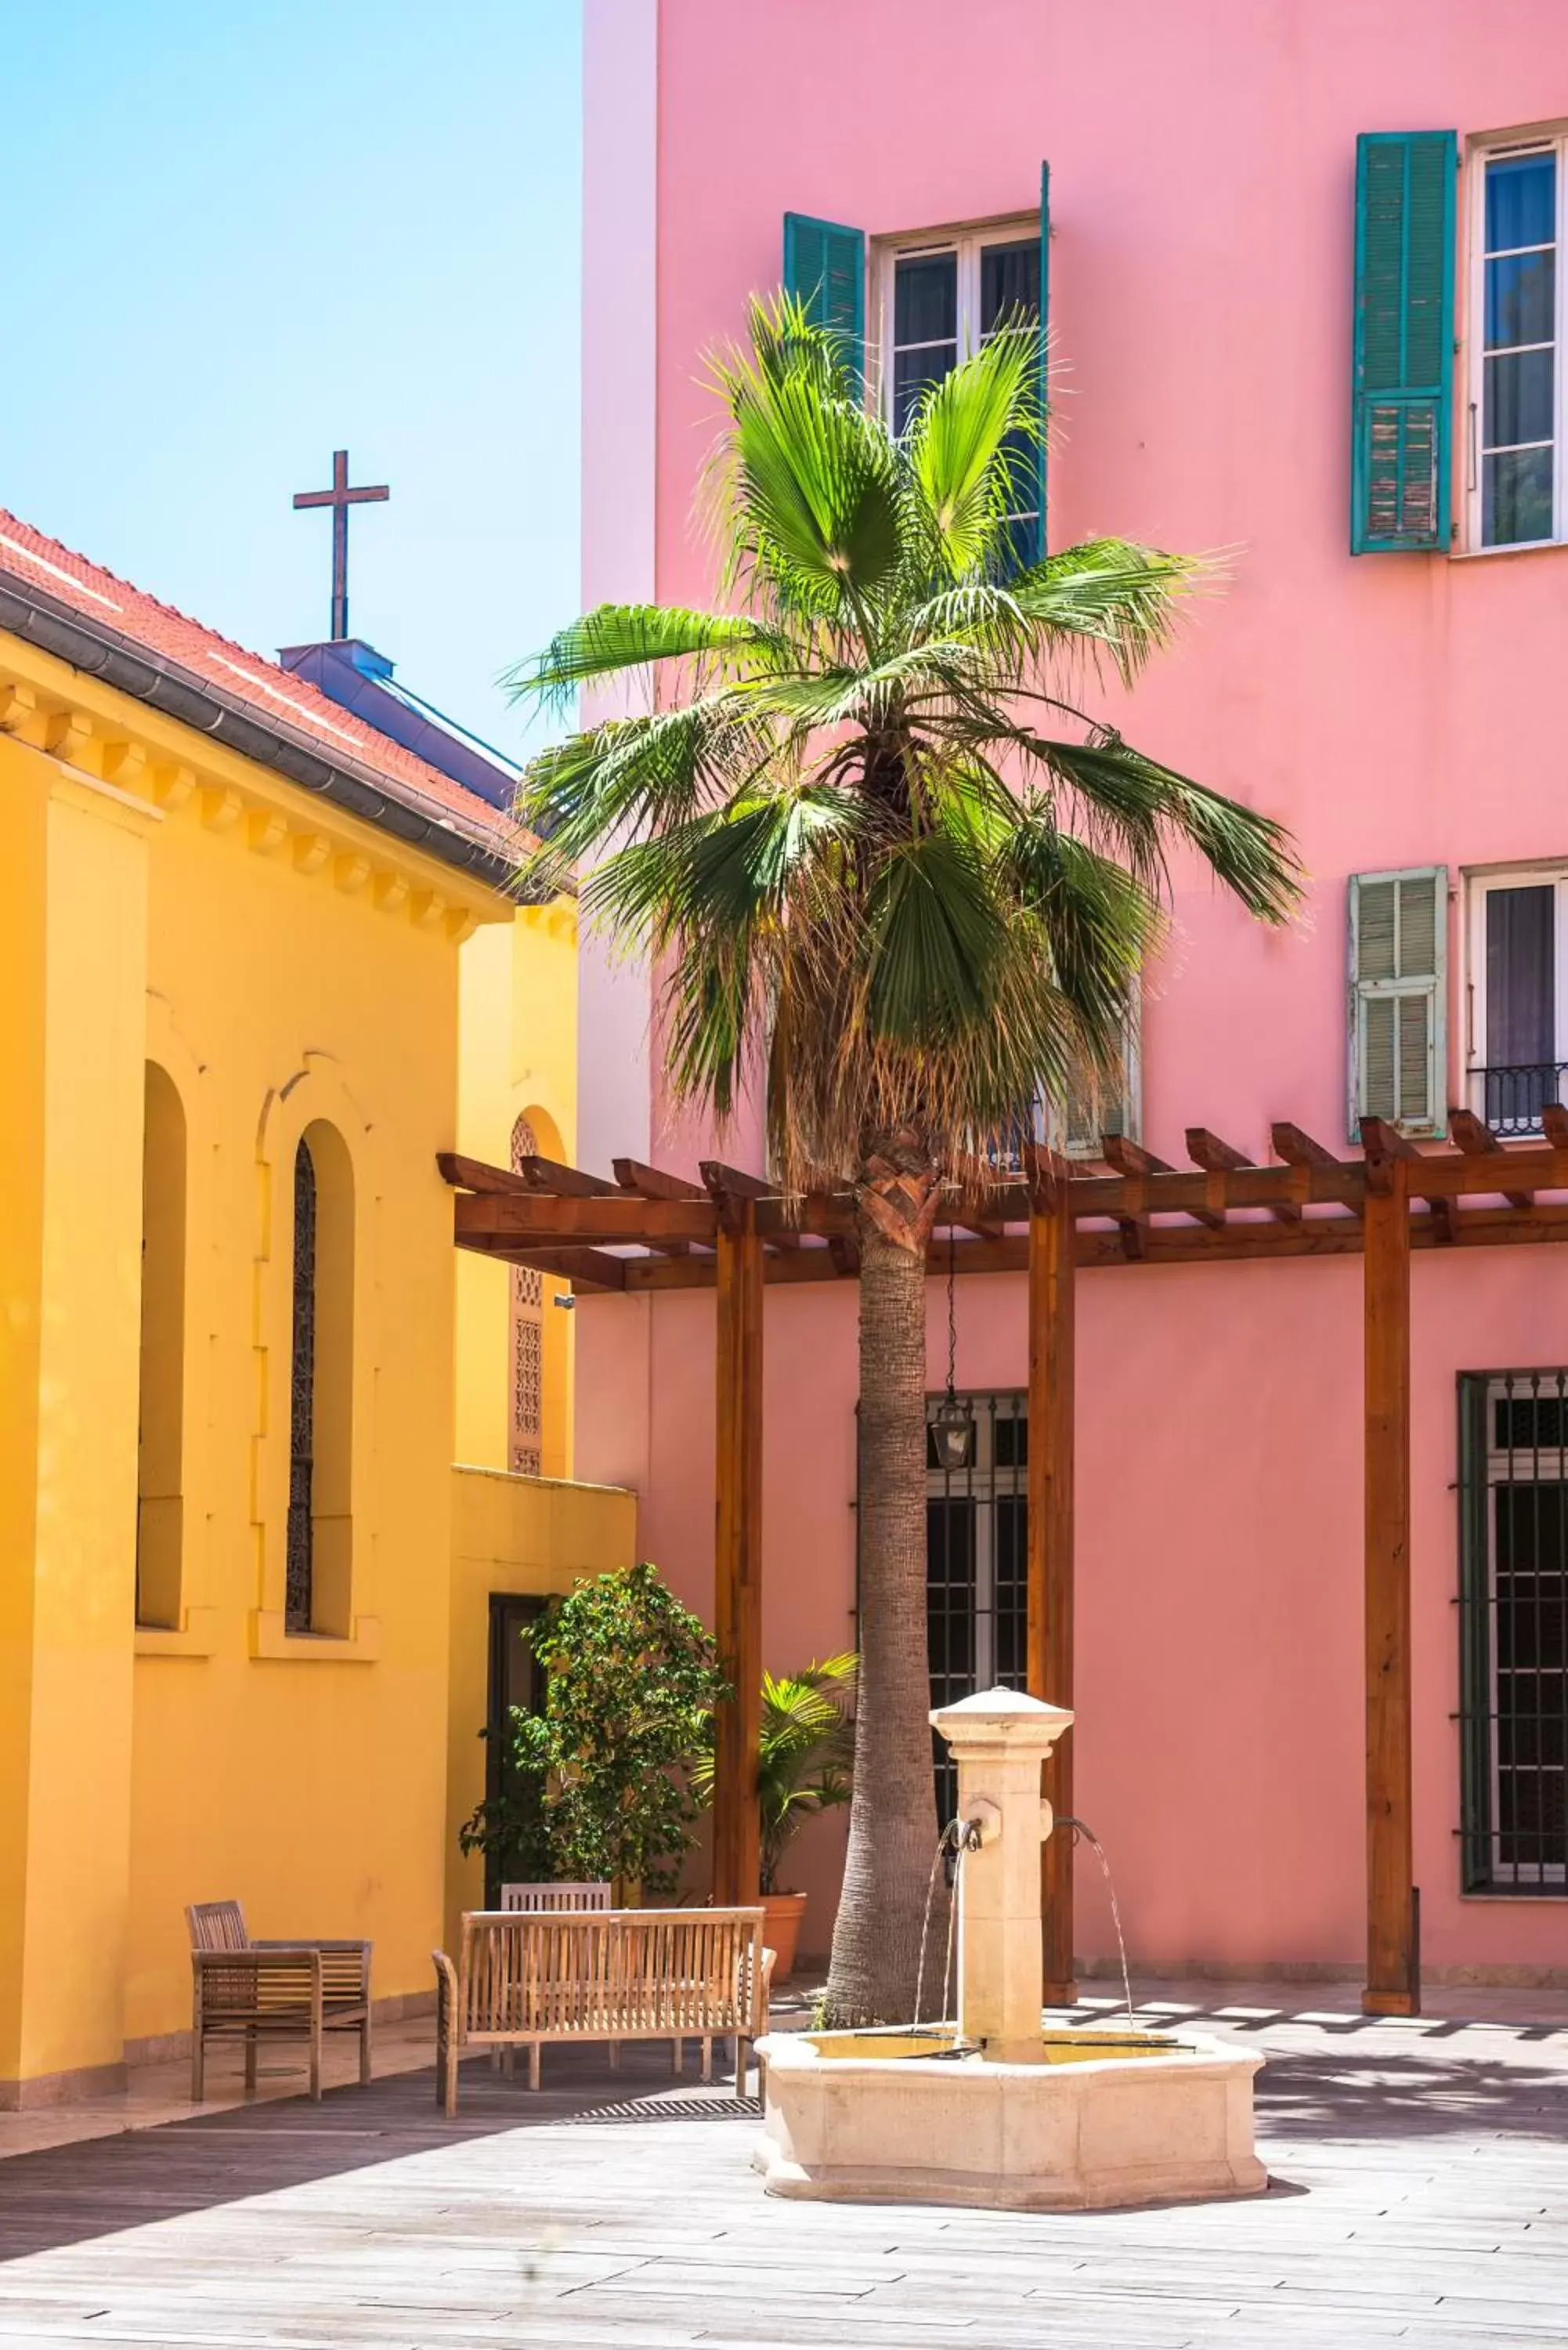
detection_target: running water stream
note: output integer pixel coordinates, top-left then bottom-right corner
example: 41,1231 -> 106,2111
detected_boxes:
1060,1816 -> 1136,2028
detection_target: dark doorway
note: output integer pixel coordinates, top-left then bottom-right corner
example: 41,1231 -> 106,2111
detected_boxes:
484,1593 -> 544,1906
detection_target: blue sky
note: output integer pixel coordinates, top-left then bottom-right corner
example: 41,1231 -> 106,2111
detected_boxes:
0,1 -> 580,757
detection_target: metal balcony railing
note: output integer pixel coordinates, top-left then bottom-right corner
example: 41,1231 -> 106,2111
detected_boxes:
1472,1062 -> 1568,1137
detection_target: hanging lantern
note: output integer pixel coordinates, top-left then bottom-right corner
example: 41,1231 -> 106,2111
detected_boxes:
931,1209 -> 972,1470
931,1392 -> 974,1473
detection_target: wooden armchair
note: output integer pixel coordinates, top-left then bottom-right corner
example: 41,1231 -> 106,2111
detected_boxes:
186,1900 -> 372,2103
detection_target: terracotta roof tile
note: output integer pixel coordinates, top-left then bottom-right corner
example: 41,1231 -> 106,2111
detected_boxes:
0,508 -> 529,865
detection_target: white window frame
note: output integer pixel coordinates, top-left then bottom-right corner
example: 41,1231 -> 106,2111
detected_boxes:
1465,131 -> 1568,551
872,215 -> 1041,432
1464,864 -> 1568,1125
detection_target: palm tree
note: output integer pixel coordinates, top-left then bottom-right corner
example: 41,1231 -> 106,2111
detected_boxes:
510,294 -> 1299,2026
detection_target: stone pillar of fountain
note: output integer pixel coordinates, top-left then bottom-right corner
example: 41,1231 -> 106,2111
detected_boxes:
929,1686 -> 1075,2063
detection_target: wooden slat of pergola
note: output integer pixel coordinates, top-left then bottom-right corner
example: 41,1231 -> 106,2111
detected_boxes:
442,1109 -> 1568,2019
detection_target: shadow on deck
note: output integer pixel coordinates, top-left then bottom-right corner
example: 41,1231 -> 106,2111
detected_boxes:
0,2044 -> 754,2264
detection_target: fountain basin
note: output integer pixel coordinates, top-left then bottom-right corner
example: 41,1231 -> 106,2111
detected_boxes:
754,2023 -> 1266,2211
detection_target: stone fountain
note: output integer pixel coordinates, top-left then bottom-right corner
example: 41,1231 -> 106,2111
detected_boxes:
753,1687 -> 1266,2211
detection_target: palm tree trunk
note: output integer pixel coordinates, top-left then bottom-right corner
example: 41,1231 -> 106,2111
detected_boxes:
822,1148 -> 945,2025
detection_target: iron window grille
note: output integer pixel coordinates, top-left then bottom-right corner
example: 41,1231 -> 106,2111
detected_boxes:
1458,1369 -> 1568,1892
925,1390 -> 1029,1828
285,1138 -> 316,1634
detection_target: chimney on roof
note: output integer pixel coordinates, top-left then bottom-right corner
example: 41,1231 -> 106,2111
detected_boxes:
279,637 -> 519,812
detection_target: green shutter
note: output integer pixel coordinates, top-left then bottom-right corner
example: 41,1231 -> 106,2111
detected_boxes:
1349,866 -> 1447,1137
1039,161 -> 1052,555
1351,131 -> 1458,552
782,213 -> 865,385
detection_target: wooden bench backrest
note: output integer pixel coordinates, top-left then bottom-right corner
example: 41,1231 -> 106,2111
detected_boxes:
459,1908 -> 766,2039
500,1882 -> 612,1913
188,1900 -> 250,1952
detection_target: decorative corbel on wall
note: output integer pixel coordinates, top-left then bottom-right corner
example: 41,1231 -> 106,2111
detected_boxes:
410,888 -> 447,932
0,678 -> 45,743
246,811 -> 289,858
151,761 -> 197,811
443,906 -> 480,945
99,740 -> 150,795
292,831 -> 332,877
333,852 -> 371,895
44,708 -> 98,772
201,786 -> 243,833
371,872 -> 409,916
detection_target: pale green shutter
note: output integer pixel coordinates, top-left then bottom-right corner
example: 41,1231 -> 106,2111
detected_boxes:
1351,131 -> 1458,552
1349,867 -> 1447,1137
782,213 -> 865,385
1063,1000 -> 1140,1155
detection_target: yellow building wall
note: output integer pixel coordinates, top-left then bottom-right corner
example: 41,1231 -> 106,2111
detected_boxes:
444,1464 -> 637,1951
454,902 -> 579,1479
0,638 -> 507,2092
0,758 -> 154,2094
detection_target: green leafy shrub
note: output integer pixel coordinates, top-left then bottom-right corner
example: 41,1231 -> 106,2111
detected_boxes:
461,1561 -> 728,1898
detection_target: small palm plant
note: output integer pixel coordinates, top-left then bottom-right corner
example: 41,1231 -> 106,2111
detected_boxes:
696,1654 -> 857,1896
510,294 -> 1299,2023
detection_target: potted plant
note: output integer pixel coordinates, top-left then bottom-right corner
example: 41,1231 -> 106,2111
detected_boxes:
699,1654 -> 856,1981
460,1561 -> 728,1900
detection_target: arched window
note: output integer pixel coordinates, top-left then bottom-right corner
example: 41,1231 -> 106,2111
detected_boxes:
287,1122 -> 355,1635
136,1063 -> 186,1628
509,1115 -> 544,1476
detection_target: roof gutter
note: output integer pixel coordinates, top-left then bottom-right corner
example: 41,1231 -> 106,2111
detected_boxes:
0,571 -> 546,902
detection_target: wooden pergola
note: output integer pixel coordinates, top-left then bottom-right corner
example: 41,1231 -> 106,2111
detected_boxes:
443,1105 -> 1568,2019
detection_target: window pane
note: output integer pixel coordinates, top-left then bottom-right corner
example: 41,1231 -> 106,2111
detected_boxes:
1483,444 -> 1555,544
1487,153 -> 1556,255
1485,250 -> 1555,349
1485,347 -> 1555,448
894,251 -> 957,345
1486,883 -> 1555,1070
894,343 -> 956,432
980,237 -> 1040,336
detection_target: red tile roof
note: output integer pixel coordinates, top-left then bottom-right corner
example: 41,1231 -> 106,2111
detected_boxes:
0,508 -> 526,866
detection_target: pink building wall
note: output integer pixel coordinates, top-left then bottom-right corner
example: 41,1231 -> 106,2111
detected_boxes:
578,0 -> 1568,1979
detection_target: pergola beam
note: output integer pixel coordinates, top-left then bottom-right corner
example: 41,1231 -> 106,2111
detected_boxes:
1447,1108 -> 1530,1208
1188,1125 -> 1300,1224
613,1157 -> 708,1202
517,1154 -> 620,1197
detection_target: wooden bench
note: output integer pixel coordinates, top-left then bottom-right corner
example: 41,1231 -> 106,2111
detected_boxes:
187,1900 -> 373,2103
432,1907 -> 772,2113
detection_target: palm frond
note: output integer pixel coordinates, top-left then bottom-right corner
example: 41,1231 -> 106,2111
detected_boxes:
506,603 -> 795,714
905,320 -> 1042,581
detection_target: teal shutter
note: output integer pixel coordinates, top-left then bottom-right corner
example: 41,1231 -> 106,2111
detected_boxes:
1039,161 -> 1051,554
1351,131 -> 1458,552
782,214 -> 865,385
1349,866 -> 1447,1137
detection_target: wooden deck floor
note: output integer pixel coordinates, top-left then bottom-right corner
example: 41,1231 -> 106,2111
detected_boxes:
1,1993 -> 1566,2348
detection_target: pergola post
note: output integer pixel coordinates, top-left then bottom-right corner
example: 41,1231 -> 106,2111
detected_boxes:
1363,1141 -> 1418,2016
713,1198 -> 764,1907
1027,1159 -> 1076,2005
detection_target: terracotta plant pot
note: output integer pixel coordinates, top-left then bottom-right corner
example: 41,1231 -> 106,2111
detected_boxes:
761,1889 -> 808,1983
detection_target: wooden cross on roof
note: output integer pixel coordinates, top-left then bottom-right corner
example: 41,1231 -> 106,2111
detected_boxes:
292,448 -> 388,642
